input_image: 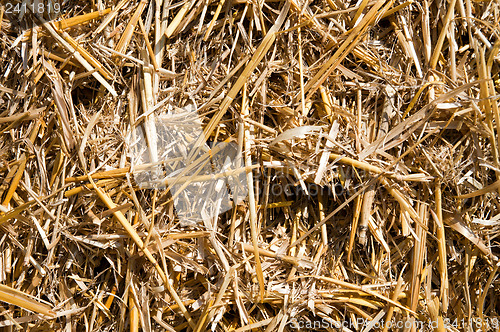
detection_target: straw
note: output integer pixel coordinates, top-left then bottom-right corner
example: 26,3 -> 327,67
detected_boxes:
1,0 -> 499,329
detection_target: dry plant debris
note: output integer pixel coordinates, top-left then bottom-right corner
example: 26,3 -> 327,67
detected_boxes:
1,0 -> 500,330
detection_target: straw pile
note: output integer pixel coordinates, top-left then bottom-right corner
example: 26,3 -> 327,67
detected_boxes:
1,0 -> 500,330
